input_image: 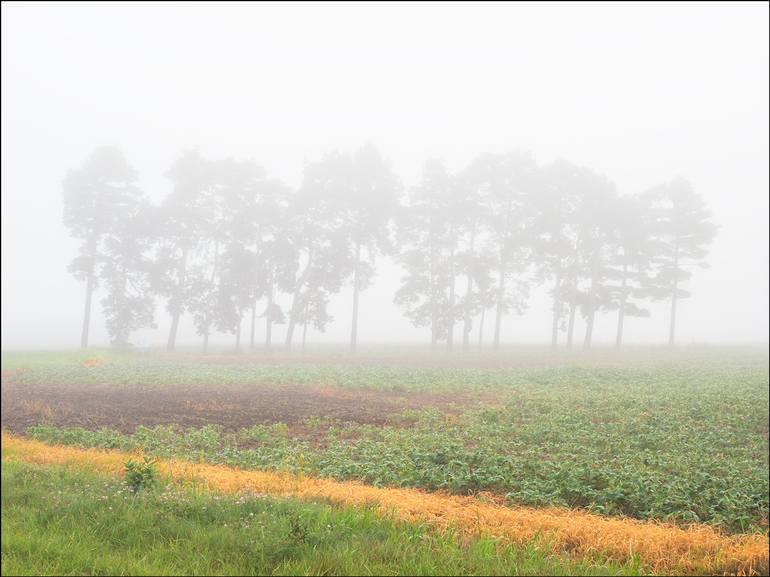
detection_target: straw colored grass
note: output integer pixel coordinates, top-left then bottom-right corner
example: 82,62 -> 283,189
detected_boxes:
3,433 -> 767,575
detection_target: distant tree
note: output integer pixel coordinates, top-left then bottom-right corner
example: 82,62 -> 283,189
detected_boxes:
479,152 -> 536,350
535,161 -> 616,349
214,242 -> 256,351
607,193 -> 659,348
454,156 -> 496,351
98,199 -> 157,347
150,149 -> 216,351
206,157 -> 280,352
574,177 -> 618,349
393,159 -> 456,349
644,178 -> 717,345
531,160 -> 581,350
185,155 -> 232,353
298,146 -> 400,352
283,172 -> 352,351
258,225 -> 294,351
62,146 -> 142,348
245,179 -> 292,352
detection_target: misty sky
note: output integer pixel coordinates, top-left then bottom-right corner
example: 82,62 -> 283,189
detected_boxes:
2,1 -> 768,349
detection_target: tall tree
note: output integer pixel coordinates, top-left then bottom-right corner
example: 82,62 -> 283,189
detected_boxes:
480,152 -> 536,350
298,146 -> 400,353
645,178 -> 717,345
454,156 -> 497,351
393,159 -> 456,349
534,160 -> 616,349
62,146 -> 142,348
207,157 -> 278,352
245,179 -> 292,352
98,198 -> 157,347
531,159 -> 581,350
151,149 -> 216,351
283,170 -> 352,351
607,192 -> 659,348
574,178 -> 618,349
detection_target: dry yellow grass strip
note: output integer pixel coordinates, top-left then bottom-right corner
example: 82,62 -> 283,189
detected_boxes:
3,433 -> 767,576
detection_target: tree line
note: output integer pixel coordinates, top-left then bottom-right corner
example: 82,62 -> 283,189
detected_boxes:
62,145 -> 717,352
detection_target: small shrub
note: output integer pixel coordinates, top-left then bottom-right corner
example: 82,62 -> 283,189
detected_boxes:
124,456 -> 158,493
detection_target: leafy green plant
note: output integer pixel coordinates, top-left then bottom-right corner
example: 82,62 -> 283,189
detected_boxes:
124,456 -> 158,493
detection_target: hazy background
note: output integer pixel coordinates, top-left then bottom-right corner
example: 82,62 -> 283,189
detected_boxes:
2,1 -> 768,350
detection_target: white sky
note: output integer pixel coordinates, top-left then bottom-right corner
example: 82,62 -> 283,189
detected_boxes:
2,1 -> 768,349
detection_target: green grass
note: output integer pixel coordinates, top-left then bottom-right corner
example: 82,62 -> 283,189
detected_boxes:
3,346 -> 767,392
1,458 -> 643,576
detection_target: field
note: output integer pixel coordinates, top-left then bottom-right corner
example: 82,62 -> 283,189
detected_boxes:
2,347 -> 768,575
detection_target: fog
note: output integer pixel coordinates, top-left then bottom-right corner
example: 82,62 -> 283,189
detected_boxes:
1,1 -> 768,350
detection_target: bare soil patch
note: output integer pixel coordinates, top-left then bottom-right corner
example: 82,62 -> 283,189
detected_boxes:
1,379 -> 479,435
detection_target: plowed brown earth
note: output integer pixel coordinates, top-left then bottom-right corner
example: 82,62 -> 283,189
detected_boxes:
1,379 -> 477,436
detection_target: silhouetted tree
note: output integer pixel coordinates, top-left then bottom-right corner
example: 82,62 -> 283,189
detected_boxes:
62,146 -> 142,348
283,167 -> 352,351
206,157 -> 283,352
150,149 -> 216,351
245,179 -> 292,351
299,146 -> 400,352
607,192 -> 660,348
454,156 -> 497,351
480,152 -> 536,350
644,178 -> 717,345
574,177 -> 618,349
394,159 -> 456,349
98,199 -> 157,347
531,159 -> 581,350
535,160 -> 616,349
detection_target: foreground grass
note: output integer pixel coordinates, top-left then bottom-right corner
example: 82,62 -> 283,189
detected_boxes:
1,459 -> 642,576
4,434 -> 768,576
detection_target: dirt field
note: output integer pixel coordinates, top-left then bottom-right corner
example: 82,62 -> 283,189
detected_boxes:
0,379 -> 476,435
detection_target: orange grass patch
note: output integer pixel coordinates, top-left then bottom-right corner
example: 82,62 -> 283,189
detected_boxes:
80,356 -> 107,367
2,433 -> 767,576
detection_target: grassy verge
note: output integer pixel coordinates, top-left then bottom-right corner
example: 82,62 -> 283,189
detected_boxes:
4,434 -> 767,576
1,458 -> 642,576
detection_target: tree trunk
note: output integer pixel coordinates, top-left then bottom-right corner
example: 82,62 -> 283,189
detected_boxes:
202,241 -> 219,354
583,278 -> 596,350
285,309 -> 297,351
250,297 -> 257,352
615,261 -> 628,349
235,316 -> 241,353
669,245 -> 680,346
350,241 -> 361,353
462,275 -> 473,352
550,271 -> 561,351
493,255 -> 505,351
477,308 -> 485,350
668,291 -> 678,346
462,226 -> 476,352
286,249 -> 313,352
251,226 -> 262,353
430,259 -> 437,353
447,252 -> 456,352
583,311 -> 595,349
265,284 -> 273,351
166,248 -> 188,352
167,311 -> 181,351
566,299 -> 576,348
80,271 -> 95,349
301,300 -> 309,353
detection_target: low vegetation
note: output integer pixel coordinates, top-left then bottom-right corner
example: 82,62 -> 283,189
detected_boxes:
1,458 -> 643,576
